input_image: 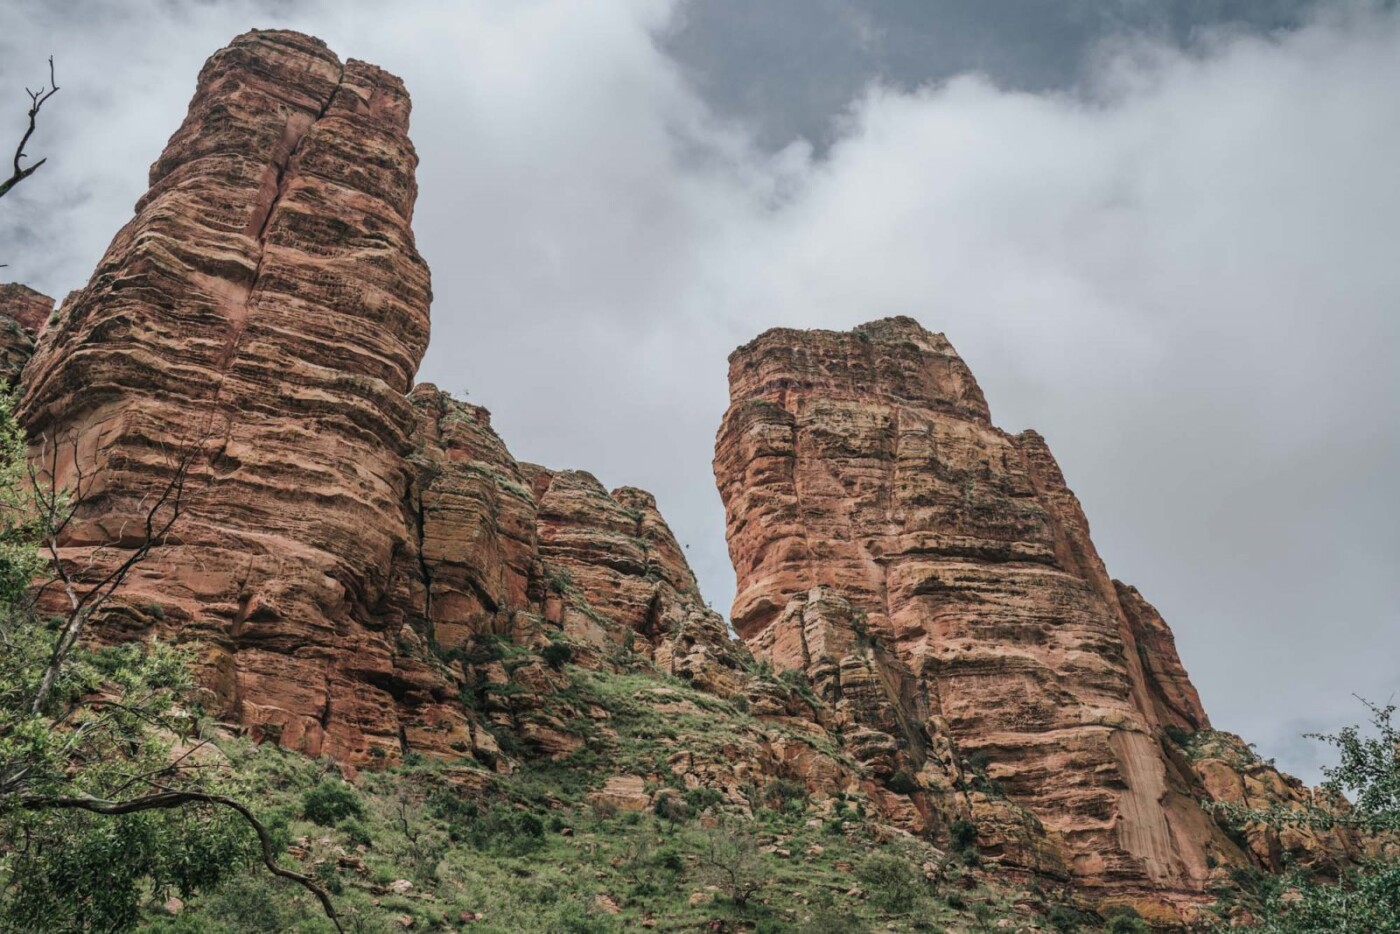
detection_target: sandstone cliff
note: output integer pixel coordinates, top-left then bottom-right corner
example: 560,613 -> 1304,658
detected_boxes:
0,284 -> 49,385
19,30 -> 438,764
715,318 -> 1357,915
8,31 -> 837,793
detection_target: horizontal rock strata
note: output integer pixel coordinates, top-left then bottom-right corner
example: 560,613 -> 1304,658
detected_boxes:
714,317 -> 1356,912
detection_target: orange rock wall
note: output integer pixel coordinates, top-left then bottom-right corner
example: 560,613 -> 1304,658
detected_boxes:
715,317 -> 1224,898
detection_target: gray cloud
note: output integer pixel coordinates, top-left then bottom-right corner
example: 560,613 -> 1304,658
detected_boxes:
664,0 -> 1324,149
2,0 -> 1395,784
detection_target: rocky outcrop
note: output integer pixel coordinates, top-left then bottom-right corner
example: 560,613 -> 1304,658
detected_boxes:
6,29 -> 793,782
0,284 -> 49,385
18,30 -> 437,765
0,283 -> 53,336
714,317 -> 1352,913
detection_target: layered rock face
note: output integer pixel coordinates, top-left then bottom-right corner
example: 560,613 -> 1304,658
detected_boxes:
10,30 -> 795,785
0,284 -> 50,385
18,30 -> 435,763
14,31 -> 759,773
714,318 -> 1344,909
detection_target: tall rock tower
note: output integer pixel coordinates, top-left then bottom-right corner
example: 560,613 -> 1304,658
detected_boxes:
714,318 -> 1350,912
18,31 -> 440,764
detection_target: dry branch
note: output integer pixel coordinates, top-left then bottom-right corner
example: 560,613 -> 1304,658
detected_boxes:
0,56 -> 59,200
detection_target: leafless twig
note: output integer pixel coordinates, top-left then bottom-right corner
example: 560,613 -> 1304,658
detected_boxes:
0,56 -> 59,200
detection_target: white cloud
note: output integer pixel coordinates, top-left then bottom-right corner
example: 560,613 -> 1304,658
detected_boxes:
2,0 -> 1396,782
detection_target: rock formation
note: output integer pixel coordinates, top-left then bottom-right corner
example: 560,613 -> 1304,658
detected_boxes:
0,284 -> 49,385
715,317 -> 1358,915
18,30 -> 437,765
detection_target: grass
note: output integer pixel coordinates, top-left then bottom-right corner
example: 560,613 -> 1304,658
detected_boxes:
134,661 -> 1102,932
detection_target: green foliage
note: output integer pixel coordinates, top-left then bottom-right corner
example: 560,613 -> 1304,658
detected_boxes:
950,819 -> 979,855
0,626 -> 263,932
858,853 -> 926,913
0,391 -> 42,605
1313,701 -> 1399,834
545,566 -> 574,595
541,640 -> 574,670
652,790 -> 690,824
427,790 -> 547,856
301,780 -> 364,826
683,785 -> 724,812
1103,910 -> 1150,934
1216,701 -> 1400,932
1046,904 -> 1090,931
887,769 -> 920,794
762,778 -> 809,813
2,797 -> 257,932
337,817 -> 372,847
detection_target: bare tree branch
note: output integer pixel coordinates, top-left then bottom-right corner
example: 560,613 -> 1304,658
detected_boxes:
0,56 -> 59,201
16,787 -> 345,932
29,426 -> 207,714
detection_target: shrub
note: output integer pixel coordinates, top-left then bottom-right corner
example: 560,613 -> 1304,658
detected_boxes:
301,780 -> 363,826
541,641 -> 574,670
762,778 -> 809,812
858,853 -> 925,913
886,769 -> 920,794
313,860 -> 343,896
1103,908 -> 1150,934
949,819 -> 978,855
338,817 -> 372,847
653,790 -> 691,825
684,786 -> 725,812
1046,904 -> 1089,932
438,801 -> 547,856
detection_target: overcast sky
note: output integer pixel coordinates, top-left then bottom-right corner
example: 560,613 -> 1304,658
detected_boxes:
2,0 -> 1396,785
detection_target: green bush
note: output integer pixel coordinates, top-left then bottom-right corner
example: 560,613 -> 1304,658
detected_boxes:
684,786 -> 725,812
857,853 -> 925,913
1046,904 -> 1089,932
653,791 -> 691,824
949,819 -> 978,855
338,816 -> 372,847
886,769 -> 920,794
541,641 -> 575,670
432,798 -> 548,855
762,778 -> 809,812
1104,909 -> 1150,934
300,780 -> 363,826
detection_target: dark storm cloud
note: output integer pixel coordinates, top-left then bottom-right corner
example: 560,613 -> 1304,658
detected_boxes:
664,0 -> 1323,148
1,0 -> 1396,785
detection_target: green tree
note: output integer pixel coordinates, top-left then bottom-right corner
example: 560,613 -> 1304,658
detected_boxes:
1215,701 -> 1400,933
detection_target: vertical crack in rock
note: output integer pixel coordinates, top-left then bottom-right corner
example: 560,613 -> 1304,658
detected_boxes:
216,62 -> 347,380
17,30 -> 434,765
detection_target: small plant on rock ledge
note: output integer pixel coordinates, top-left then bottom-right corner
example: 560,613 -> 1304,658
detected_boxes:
541,640 -> 574,670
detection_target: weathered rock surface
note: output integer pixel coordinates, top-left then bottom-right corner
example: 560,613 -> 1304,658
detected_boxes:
19,30 -> 437,765
714,317 -> 1355,911
0,284 -> 49,385
0,283 -> 53,335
